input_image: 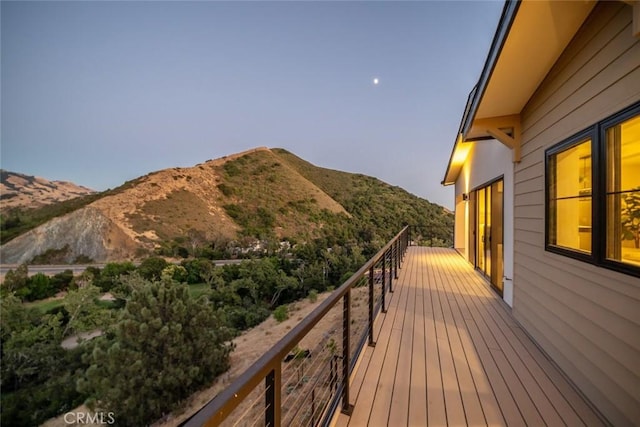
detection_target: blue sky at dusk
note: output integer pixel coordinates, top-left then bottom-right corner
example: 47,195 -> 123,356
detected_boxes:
1,1 -> 504,209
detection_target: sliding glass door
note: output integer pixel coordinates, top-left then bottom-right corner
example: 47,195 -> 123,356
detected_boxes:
473,179 -> 504,295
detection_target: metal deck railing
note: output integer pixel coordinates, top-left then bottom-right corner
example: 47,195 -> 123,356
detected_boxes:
181,226 -> 411,427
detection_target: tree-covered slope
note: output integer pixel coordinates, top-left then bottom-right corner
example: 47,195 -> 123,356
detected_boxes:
273,148 -> 453,246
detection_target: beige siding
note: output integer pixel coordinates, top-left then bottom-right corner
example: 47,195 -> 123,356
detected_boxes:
514,2 -> 640,427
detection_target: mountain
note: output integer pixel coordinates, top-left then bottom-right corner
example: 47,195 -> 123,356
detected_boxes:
0,170 -> 95,211
0,148 -> 452,264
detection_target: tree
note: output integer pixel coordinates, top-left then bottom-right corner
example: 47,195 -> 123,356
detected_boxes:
199,260 -> 223,288
137,256 -> 168,281
2,264 -> 29,298
50,269 -> 74,292
62,284 -> 111,338
27,273 -> 53,301
80,275 -> 234,426
0,293 -> 88,427
162,264 -> 188,283
93,261 -> 136,292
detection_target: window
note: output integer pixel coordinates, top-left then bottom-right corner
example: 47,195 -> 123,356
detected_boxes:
548,137 -> 592,253
605,113 -> 640,267
546,102 -> 640,277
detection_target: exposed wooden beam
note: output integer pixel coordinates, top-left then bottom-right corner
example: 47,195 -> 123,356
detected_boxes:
467,114 -> 521,163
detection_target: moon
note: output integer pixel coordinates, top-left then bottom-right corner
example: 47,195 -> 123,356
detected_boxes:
373,77 -> 379,85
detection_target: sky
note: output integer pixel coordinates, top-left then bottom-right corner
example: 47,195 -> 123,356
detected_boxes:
1,1 -> 504,210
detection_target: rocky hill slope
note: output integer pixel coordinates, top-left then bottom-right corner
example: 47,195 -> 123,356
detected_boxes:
0,148 -> 452,264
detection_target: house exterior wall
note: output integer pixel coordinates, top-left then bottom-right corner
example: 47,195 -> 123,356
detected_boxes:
514,2 -> 640,426
454,139 -> 514,306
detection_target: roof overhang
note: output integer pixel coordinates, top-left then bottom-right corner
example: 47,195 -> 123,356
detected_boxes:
442,0 -> 598,186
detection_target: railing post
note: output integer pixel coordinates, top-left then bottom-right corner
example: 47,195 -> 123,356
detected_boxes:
341,289 -> 354,415
394,240 -> 399,279
265,366 -> 281,427
401,229 -> 406,262
381,251 -> 387,313
388,247 -> 393,293
368,266 -> 376,347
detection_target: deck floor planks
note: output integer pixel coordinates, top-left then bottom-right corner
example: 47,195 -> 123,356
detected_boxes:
407,251 -> 428,425
438,249 -> 534,426
484,281 -> 606,427
509,323 -> 606,427
341,246 -> 413,426
433,249 -> 500,426
439,250 -> 570,426
331,247 -> 606,427
424,249 -> 448,426
387,248 -> 417,426
431,247 -> 525,426
432,254 -> 468,427
432,248 -> 491,427
368,253 -> 412,426
441,253 -> 577,427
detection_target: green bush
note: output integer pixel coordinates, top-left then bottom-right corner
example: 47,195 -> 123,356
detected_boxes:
273,305 -> 288,322
26,273 -> 53,301
217,183 -> 234,196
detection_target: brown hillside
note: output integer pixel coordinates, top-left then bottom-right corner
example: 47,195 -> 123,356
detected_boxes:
0,170 -> 95,212
0,148 -> 350,263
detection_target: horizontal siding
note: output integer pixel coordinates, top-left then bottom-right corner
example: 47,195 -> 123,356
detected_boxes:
515,217 -> 543,233
514,204 -> 543,219
514,144 -> 544,171
513,283 -> 638,426
514,190 -> 543,208
513,229 -> 543,249
515,271 -> 638,395
524,4 -> 630,122
515,242 -> 640,338
515,238 -> 640,300
513,162 -> 540,184
514,175 -> 543,195
513,2 -> 640,427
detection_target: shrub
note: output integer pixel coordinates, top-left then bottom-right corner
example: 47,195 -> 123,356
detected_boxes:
273,305 -> 288,322
217,183 -> 234,197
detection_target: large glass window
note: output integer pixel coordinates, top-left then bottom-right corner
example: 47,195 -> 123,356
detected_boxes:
606,114 -> 640,267
545,101 -> 640,277
548,139 -> 592,253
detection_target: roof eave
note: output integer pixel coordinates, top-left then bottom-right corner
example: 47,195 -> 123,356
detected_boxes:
441,0 -> 520,186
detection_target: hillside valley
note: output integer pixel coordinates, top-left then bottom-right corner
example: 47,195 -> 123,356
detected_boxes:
0,147 -> 452,264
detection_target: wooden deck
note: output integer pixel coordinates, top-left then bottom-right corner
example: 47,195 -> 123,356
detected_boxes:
333,247 -> 607,427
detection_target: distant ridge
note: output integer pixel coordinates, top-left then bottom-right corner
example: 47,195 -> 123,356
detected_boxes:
0,170 -> 95,212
